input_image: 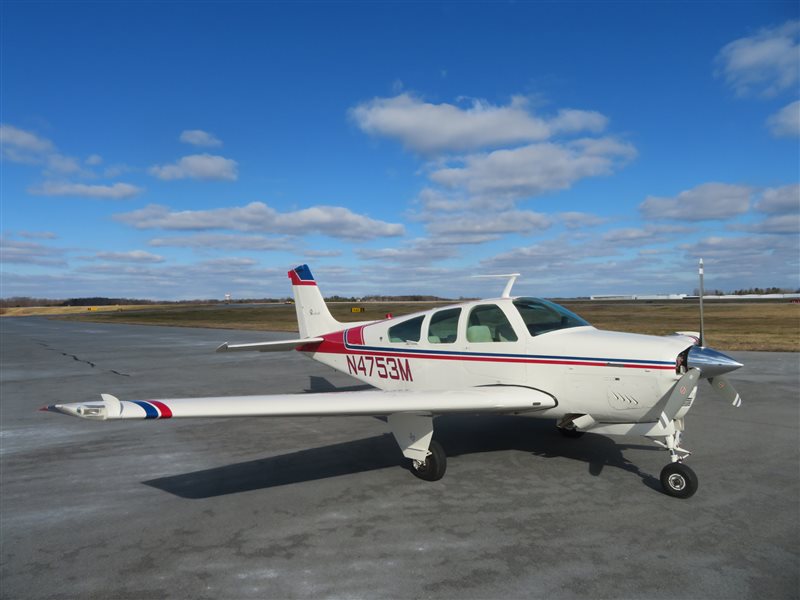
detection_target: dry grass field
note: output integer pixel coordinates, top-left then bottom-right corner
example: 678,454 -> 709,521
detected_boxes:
18,299 -> 798,352
0,304 -> 176,317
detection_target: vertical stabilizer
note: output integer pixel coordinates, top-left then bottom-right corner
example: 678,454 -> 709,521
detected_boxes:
288,265 -> 343,338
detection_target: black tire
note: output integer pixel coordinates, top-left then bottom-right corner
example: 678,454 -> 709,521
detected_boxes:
660,462 -> 698,499
410,440 -> 447,482
558,427 -> 585,439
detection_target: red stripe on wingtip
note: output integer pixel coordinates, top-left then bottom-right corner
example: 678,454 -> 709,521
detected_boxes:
149,400 -> 173,418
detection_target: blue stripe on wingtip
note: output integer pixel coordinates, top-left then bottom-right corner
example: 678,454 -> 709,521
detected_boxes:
132,400 -> 159,419
294,264 -> 315,281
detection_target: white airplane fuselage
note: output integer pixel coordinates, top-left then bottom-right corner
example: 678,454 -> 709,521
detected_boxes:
301,297 -> 694,424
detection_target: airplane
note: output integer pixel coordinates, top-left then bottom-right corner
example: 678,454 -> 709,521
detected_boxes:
43,263 -> 744,499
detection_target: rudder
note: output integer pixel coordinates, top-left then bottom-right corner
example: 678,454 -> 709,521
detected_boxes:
288,264 -> 342,338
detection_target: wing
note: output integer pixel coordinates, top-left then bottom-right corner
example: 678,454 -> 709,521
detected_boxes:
41,386 -> 556,421
216,337 -> 323,353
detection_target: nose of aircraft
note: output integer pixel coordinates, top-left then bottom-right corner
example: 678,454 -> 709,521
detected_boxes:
686,346 -> 743,378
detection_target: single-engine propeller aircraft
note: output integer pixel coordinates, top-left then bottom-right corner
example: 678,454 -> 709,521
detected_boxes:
44,263 -> 743,498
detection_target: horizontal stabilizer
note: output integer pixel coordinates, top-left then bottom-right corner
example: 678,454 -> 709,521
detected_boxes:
42,386 -> 556,421
216,338 -> 323,353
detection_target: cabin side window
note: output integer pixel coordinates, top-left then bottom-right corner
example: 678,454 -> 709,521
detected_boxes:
388,315 -> 424,343
466,304 -> 518,342
427,308 -> 461,344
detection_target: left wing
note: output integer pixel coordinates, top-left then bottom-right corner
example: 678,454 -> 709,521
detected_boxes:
41,386 -> 556,421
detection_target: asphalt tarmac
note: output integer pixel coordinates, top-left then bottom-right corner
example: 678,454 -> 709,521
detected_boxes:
1,317 -> 798,599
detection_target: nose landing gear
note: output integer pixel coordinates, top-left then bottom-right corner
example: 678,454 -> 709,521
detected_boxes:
660,462 -> 698,498
656,429 -> 698,498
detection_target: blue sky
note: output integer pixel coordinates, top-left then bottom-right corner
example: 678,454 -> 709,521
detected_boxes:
2,1 -> 798,300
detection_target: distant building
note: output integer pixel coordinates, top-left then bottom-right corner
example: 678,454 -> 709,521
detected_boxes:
590,294 -> 687,300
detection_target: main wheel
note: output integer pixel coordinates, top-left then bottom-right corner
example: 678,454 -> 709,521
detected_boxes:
660,462 -> 698,499
410,440 -> 447,482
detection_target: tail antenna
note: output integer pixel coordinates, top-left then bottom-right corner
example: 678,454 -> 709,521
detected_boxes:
698,258 -> 705,347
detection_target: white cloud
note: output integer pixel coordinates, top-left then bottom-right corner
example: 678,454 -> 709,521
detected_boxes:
715,20 -> 800,97
734,214 -> 800,234
179,129 -> 223,147
357,238 -> 459,264
28,181 -> 143,200
559,211 -> 608,229
767,100 -> 800,137
427,210 -> 552,243
149,153 -> 238,181
18,231 -> 57,240
349,93 -> 608,153
196,257 -> 257,269
45,153 -> 82,175
116,202 -> 405,240
429,138 -> 636,203
85,154 -> 103,165
681,234 -> 799,283
103,164 -> 132,178
639,183 -> 752,220
94,250 -> 165,263
602,224 -> 694,246
149,233 -> 288,251
0,124 -> 54,164
756,183 -> 800,214
0,237 -> 67,267
304,249 -> 343,258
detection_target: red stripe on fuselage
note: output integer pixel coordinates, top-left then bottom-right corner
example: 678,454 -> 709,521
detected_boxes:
299,330 -> 674,370
346,326 -> 366,346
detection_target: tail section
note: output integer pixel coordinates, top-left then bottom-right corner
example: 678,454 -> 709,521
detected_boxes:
288,265 -> 343,338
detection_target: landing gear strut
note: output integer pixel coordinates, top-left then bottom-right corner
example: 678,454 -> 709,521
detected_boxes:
657,429 -> 698,499
410,440 -> 447,481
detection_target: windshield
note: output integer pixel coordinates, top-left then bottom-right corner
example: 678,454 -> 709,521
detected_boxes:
513,298 -> 590,336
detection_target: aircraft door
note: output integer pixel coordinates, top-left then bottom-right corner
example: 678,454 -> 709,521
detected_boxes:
418,307 -> 467,389
460,303 -> 526,385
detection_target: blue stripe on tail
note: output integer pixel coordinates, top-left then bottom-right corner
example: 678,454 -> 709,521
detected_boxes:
294,264 -> 315,281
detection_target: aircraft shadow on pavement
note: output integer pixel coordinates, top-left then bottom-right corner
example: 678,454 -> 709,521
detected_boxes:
143,413 -> 662,499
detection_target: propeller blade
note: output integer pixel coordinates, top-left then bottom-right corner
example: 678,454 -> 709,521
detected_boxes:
659,368 -> 701,427
708,375 -> 742,407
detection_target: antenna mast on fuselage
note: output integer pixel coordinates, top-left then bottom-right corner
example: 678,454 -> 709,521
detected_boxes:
472,273 -> 521,298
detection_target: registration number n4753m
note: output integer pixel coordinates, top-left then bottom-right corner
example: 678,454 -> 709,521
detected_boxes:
346,355 -> 413,381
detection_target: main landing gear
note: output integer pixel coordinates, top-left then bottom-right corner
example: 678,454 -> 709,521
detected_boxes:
410,439 -> 447,481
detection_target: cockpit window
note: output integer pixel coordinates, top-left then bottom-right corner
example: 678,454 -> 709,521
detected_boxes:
513,298 -> 590,336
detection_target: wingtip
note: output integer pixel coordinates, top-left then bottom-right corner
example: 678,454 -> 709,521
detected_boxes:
216,342 -> 229,353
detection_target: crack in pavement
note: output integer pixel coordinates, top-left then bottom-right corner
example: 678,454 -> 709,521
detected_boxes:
35,341 -> 131,377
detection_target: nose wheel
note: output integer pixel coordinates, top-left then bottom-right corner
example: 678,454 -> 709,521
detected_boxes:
660,462 -> 698,499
